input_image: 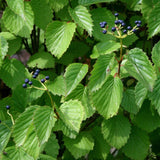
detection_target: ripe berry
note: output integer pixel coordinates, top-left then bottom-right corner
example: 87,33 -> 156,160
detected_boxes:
118,20 -> 123,24
32,75 -> 37,78
102,30 -> 107,34
138,20 -> 141,24
0,120 -> 1,123
135,20 -> 138,24
41,79 -> 45,83
115,20 -> 119,25
114,13 -> 119,17
28,81 -> 33,85
137,24 -> 141,27
6,105 -> 10,110
121,23 -> 125,27
127,26 -> 132,30
133,29 -> 137,33
45,76 -> 49,80
25,78 -> 29,83
22,83 -> 27,88
100,24 -> 105,28
36,69 -> 40,73
34,72 -> 39,76
103,21 -> 107,26
123,29 -> 127,33
112,27 -> 116,32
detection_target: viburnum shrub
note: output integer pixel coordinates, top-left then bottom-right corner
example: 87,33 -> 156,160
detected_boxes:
1,0 -> 160,159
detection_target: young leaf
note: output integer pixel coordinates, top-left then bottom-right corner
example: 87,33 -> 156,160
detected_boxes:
133,100 -> 160,132
45,21 -> 76,59
102,114 -> 131,149
27,52 -> 55,69
64,63 -> 88,96
124,48 -> 156,91
30,0 -> 53,30
64,132 -> 94,159
89,54 -> 114,91
78,0 -> 115,6
92,75 -> 123,119
122,126 -> 150,160
2,2 -> 34,38
91,41 -> 120,59
69,5 -> 93,36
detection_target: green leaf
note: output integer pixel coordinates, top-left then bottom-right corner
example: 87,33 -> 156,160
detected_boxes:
44,134 -> 59,159
121,89 -> 140,114
102,114 -> 131,149
64,132 -> 94,159
5,0 -> 25,17
122,34 -> 138,46
91,41 -> 120,59
69,5 -> 93,36
149,77 -> 160,115
148,2 -> 160,38
1,146 -> 34,160
78,0 -> 115,5
0,120 -> 12,153
2,2 -> 34,38
0,36 -> 8,68
92,76 -> 123,119
135,82 -> 148,108
88,127 -> 110,160
64,63 -> 88,96
27,52 -> 55,69
33,107 -> 56,145
45,21 -> 76,59
133,100 -> 160,132
124,48 -> 156,91
0,58 -> 28,89
122,126 -> 150,160
47,75 -> 66,96
89,54 -> 114,92
59,100 -> 84,133
30,0 -> 53,30
39,154 -> 56,160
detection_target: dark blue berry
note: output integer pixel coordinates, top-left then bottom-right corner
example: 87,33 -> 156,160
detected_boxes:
118,20 -> 123,24
115,20 -> 119,25
135,20 -> 138,24
138,20 -> 141,24
100,22 -> 103,25
123,29 -> 127,34
28,81 -> 33,85
6,105 -> 10,110
137,24 -> 141,27
0,120 -> 1,123
103,21 -> 107,26
34,72 -> 39,76
25,78 -> 29,83
127,26 -> 132,30
133,29 -> 137,33
32,75 -> 37,78
102,30 -> 107,34
41,79 -> 45,83
121,23 -> 125,27
36,69 -> 40,73
114,13 -> 119,17
45,76 -> 49,80
112,27 -> 116,32
100,24 -> 105,28
23,83 -> 27,88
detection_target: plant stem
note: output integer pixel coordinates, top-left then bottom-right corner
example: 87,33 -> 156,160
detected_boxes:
7,110 -> 15,125
118,38 -> 123,77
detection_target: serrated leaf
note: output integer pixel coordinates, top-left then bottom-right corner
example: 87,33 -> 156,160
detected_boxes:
121,89 -> 140,114
0,36 -> 8,68
27,52 -> 55,69
122,126 -> 150,160
44,133 -> 59,159
102,114 -> 131,149
0,58 -> 28,89
33,107 -> 56,145
0,120 -> 12,153
69,5 -> 93,36
45,21 -> 76,59
64,63 -> 88,95
135,82 -> 148,108
134,100 -> 160,132
123,34 -> 138,46
2,2 -> 34,38
148,2 -> 160,38
47,75 -> 66,96
1,146 -> 34,160
88,127 -> 110,160
64,132 -> 94,159
59,100 -> 84,133
78,0 -> 115,5
124,48 -> 156,91
89,54 -> 113,92
92,75 -> 123,119
30,0 -> 53,30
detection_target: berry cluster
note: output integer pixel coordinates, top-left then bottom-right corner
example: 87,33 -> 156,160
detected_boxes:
100,13 -> 142,38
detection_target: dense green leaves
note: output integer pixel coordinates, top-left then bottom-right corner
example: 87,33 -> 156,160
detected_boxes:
102,115 -> 131,149
45,21 -> 76,59
124,48 -> 156,91
78,0 -> 115,5
69,5 -> 93,36
92,76 -> 123,119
